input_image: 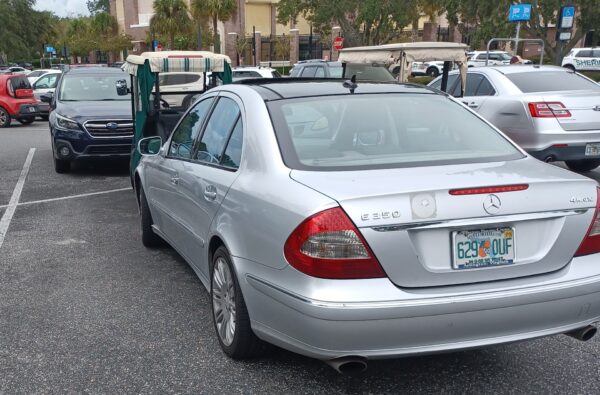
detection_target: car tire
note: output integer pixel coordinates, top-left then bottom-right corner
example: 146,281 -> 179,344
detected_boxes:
211,246 -> 264,359
565,159 -> 600,172
0,107 -> 11,128
140,187 -> 165,248
427,67 -> 440,77
53,155 -> 70,173
17,117 -> 35,125
563,64 -> 576,72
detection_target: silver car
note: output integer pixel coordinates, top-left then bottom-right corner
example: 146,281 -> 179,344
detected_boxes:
134,81 -> 600,372
429,65 -> 600,172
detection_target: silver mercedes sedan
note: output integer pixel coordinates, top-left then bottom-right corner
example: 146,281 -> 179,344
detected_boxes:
133,80 -> 600,372
429,65 -> 600,172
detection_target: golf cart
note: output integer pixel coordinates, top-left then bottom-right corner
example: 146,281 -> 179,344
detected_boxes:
122,51 -> 232,176
339,42 -> 469,95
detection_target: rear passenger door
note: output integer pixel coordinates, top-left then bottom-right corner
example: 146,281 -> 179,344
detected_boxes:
177,94 -> 244,278
460,73 -> 496,112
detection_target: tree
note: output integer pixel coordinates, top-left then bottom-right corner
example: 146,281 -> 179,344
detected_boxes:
276,0 -> 419,47
87,0 -> 110,14
192,0 -> 238,52
150,0 -> 194,50
442,0 -> 600,62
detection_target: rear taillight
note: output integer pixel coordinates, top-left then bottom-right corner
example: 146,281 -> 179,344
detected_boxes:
575,188 -> 600,257
6,80 -> 14,97
284,207 -> 386,279
528,102 -> 571,118
449,184 -> 528,195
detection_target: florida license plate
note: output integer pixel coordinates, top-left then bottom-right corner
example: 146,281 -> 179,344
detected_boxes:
452,228 -> 515,270
585,143 -> 600,156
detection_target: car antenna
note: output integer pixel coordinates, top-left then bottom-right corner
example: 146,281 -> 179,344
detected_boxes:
343,75 -> 358,94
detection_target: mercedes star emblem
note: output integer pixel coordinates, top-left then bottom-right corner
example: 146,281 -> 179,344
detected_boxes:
483,194 -> 502,215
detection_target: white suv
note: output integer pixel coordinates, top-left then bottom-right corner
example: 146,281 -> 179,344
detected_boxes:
232,66 -> 281,81
157,72 -> 204,108
562,48 -> 600,72
468,51 -> 513,67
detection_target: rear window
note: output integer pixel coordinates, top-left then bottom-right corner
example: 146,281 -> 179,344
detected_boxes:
344,64 -> 394,81
268,94 -> 522,171
10,77 -> 31,90
505,71 -> 600,93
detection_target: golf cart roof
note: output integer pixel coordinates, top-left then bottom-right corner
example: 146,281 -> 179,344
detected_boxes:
339,42 -> 469,64
123,51 -> 232,75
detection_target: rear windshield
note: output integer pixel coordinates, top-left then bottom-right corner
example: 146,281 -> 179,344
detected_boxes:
268,94 -> 522,171
59,74 -> 130,101
10,76 -> 31,90
505,71 -> 600,93
344,64 -> 395,81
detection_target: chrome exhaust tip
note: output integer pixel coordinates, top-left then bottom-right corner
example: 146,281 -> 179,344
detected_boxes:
325,356 -> 368,374
565,325 -> 597,341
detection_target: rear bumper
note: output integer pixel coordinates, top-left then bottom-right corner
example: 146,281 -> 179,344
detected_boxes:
528,143 -> 600,162
238,253 -> 600,360
13,103 -> 40,118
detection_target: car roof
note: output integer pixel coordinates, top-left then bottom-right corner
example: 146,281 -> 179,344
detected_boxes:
231,80 -> 436,100
447,65 -> 566,76
64,67 -> 126,75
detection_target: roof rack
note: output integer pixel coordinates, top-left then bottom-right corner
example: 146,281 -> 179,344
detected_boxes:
235,77 -> 345,85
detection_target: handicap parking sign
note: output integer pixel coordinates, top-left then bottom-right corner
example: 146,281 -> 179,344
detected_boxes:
509,4 -> 532,22
560,6 -> 575,29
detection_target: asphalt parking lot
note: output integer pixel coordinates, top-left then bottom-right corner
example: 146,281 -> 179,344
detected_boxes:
1,122 -> 600,394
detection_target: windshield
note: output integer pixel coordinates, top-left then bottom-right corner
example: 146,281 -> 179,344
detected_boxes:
344,64 -> 395,81
59,74 -> 130,101
505,71 -> 600,93
268,94 -> 522,171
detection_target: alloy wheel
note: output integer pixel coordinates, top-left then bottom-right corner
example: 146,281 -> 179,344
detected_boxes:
212,257 -> 236,346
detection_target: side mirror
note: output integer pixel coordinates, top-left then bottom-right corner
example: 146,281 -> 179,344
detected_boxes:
116,79 -> 129,96
138,136 -> 162,156
40,92 -> 53,103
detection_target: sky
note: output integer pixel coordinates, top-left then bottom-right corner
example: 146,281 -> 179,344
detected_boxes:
33,0 -> 90,17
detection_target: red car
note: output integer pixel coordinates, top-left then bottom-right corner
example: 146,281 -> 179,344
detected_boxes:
0,74 -> 40,127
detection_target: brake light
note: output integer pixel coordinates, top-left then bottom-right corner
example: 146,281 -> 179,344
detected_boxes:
6,80 -> 14,97
284,207 -> 386,279
575,188 -> 600,256
449,184 -> 529,195
528,102 -> 571,118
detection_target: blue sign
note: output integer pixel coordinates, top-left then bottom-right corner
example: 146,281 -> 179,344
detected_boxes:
45,46 -> 55,53
509,4 -> 532,22
560,6 -> 575,29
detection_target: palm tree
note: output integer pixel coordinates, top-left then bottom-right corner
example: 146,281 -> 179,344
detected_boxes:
150,0 -> 193,50
192,0 -> 238,52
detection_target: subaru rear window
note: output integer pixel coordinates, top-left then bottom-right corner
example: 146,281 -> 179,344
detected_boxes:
268,93 -> 523,171
505,71 -> 600,93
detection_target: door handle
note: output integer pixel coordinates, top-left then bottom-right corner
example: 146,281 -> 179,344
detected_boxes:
468,102 -> 479,109
204,185 -> 217,201
170,175 -> 179,186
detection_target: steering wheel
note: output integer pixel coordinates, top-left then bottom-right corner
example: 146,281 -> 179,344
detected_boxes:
160,98 -> 170,109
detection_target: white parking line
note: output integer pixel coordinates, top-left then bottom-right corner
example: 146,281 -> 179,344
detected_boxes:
0,148 -> 35,249
0,188 -> 131,210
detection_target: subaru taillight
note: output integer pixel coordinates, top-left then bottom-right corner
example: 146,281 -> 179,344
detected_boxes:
575,188 -> 600,257
528,102 -> 571,118
284,207 -> 386,279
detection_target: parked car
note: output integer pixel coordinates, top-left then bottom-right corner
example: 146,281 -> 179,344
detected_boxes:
232,66 -> 281,81
468,51 -> 514,67
27,69 -> 55,85
0,74 -> 40,127
158,72 -> 205,108
562,47 -> 600,72
290,60 -> 344,78
0,66 -> 31,75
32,70 -> 62,120
43,67 -> 132,173
133,80 -> 600,370
429,65 -> 600,172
